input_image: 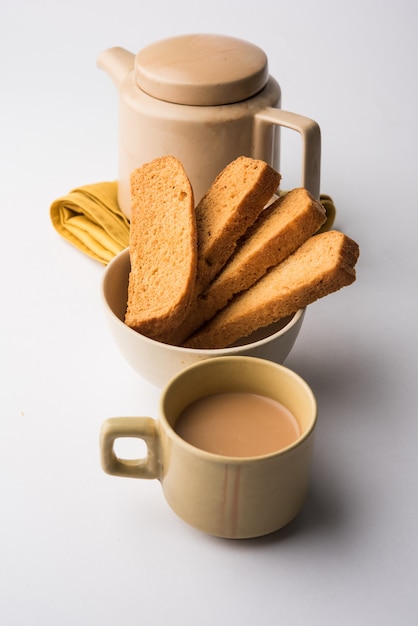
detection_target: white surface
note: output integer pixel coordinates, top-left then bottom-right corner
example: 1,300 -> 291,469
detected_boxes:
1,1 -> 417,624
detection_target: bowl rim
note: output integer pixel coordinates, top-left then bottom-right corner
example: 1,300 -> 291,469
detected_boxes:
102,247 -> 305,355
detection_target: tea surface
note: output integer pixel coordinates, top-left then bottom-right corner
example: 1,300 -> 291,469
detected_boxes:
174,392 -> 300,457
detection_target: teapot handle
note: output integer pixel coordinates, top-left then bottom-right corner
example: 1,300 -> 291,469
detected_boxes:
254,108 -> 321,200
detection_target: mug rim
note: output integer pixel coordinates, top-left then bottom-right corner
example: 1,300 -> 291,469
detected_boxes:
159,355 -> 317,462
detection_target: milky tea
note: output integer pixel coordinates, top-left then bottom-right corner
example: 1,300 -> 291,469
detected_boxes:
174,391 -> 300,457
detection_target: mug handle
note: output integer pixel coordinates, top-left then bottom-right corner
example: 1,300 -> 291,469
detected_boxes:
100,417 -> 160,479
254,108 -> 321,200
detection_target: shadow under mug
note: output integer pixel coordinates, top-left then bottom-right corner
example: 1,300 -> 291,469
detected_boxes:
100,356 -> 317,539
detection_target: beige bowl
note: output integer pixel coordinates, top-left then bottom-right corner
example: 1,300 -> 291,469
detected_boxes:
101,248 -> 305,387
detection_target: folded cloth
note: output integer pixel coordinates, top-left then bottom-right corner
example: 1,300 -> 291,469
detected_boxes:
50,180 -> 336,264
50,182 -> 130,265
317,194 -> 336,233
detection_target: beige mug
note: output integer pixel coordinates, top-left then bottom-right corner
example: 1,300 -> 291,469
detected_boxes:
97,33 -> 321,218
100,356 -> 317,539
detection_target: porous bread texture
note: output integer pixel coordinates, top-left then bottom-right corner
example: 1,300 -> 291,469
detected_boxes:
124,156 -> 197,343
169,187 -> 326,345
194,156 -> 281,293
184,230 -> 360,350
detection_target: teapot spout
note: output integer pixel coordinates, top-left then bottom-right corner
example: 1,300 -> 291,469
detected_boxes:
97,47 -> 135,87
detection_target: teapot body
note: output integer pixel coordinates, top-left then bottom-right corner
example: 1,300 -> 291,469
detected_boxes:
117,73 -> 282,217
98,35 -> 321,219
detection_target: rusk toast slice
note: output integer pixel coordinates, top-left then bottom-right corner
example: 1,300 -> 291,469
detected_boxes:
125,156 -> 197,343
194,156 -> 281,293
184,230 -> 359,349
170,188 -> 326,345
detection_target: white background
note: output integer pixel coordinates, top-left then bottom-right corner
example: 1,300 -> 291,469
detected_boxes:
1,1 -> 417,624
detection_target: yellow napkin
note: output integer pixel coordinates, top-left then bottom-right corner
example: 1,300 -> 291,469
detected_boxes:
50,182 -> 130,265
50,181 -> 336,264
317,194 -> 336,233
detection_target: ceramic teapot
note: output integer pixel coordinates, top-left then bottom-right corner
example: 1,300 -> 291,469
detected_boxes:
97,34 -> 321,219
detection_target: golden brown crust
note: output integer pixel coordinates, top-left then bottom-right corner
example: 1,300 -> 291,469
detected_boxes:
169,188 -> 326,345
124,156 -> 197,343
194,156 -> 281,293
184,230 -> 360,349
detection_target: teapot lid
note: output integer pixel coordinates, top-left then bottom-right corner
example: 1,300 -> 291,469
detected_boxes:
135,34 -> 269,105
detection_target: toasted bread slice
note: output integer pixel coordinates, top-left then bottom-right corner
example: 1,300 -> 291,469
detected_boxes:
184,230 -> 359,349
169,188 -> 326,344
194,156 -> 281,293
125,156 -> 197,343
